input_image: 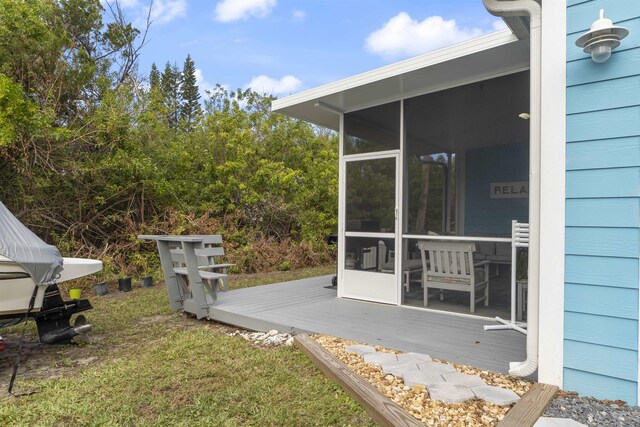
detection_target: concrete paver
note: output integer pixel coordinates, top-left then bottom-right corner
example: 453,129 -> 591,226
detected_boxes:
396,352 -> 433,363
380,359 -> 422,377
345,345 -> 376,355
428,382 -> 476,403
442,372 -> 487,387
417,361 -> 457,375
472,385 -> 520,405
402,370 -> 445,388
533,417 -> 587,427
363,351 -> 398,365
360,350 -> 521,406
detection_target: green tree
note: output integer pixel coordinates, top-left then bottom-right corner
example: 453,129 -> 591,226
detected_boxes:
0,0 -> 149,236
160,62 -> 180,128
179,54 -> 201,131
0,0 -> 339,275
149,62 -> 160,89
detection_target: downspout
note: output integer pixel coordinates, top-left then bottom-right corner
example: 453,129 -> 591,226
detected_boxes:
482,0 -> 541,378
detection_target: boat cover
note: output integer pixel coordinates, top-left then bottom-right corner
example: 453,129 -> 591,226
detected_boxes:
0,201 -> 63,285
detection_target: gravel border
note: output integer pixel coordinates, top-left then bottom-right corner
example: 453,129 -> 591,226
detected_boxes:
314,334 -> 533,426
544,394 -> 640,427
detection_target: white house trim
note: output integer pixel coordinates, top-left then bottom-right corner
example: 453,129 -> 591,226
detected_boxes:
537,0 -> 567,387
337,113 -> 345,299
273,30 -> 517,109
272,30 -> 529,130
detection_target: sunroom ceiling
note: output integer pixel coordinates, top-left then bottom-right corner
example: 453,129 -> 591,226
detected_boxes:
272,30 -> 530,131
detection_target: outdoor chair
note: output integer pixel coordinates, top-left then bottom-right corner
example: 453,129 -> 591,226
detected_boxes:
380,246 -> 423,291
417,240 -> 490,314
472,235 -> 511,278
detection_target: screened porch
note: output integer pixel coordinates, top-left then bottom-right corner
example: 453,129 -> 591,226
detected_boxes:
342,70 -> 530,319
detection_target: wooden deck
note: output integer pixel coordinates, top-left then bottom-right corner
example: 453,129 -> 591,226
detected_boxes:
209,275 -> 527,375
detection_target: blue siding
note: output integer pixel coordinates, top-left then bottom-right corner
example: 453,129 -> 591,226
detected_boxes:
565,255 -> 639,288
566,75 -> 640,113
566,168 -> 640,198
565,312 -> 638,350
565,0 -> 640,404
565,341 -> 638,381
567,105 -> 640,142
566,198 -> 640,228
566,0 -> 640,34
567,48 -> 640,86
565,227 -> 639,258
564,368 -> 638,403
565,283 -> 639,320
566,137 -> 640,170
464,143 -> 528,236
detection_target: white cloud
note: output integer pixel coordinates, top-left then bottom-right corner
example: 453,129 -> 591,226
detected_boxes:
214,0 -> 277,23
117,0 -> 140,8
492,19 -> 508,31
292,10 -> 306,22
195,68 -> 217,98
365,12 -> 485,60
147,0 -> 187,25
245,74 -> 302,96
101,0 -> 141,11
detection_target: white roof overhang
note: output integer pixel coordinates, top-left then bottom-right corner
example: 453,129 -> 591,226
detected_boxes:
272,29 -> 530,131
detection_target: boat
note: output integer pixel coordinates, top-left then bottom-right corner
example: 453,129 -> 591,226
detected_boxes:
0,201 -> 102,344
0,255 -> 102,316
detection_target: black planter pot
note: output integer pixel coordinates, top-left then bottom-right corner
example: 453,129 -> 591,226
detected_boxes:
118,277 -> 132,292
140,276 -> 153,288
94,282 -> 108,296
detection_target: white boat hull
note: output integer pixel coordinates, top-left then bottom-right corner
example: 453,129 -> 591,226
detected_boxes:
0,256 -> 102,316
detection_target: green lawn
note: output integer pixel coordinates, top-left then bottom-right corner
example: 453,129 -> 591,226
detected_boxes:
0,266 -> 373,426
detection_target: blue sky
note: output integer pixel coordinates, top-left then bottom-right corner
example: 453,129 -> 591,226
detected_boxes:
115,0 -> 506,98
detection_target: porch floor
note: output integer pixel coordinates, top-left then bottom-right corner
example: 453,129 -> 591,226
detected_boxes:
209,275 -> 527,375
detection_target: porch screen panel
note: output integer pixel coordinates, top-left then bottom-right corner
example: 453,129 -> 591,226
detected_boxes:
344,101 -> 400,155
345,156 -> 396,274
344,236 -> 394,273
346,157 -> 395,233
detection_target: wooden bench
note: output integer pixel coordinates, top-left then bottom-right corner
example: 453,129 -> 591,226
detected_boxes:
169,242 -> 235,291
417,240 -> 490,314
138,235 -> 234,319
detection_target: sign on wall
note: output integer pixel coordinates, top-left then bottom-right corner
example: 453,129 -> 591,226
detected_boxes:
490,181 -> 529,199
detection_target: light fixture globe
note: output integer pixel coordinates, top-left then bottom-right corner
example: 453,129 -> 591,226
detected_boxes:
576,9 -> 629,63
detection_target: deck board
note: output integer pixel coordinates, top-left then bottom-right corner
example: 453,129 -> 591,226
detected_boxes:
209,275 -> 527,374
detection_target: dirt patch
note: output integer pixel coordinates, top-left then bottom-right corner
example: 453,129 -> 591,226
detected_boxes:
0,333 -> 100,392
136,314 -> 178,326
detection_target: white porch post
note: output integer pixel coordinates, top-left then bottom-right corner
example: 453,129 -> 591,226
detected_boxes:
337,113 -> 345,299
538,0 -> 567,386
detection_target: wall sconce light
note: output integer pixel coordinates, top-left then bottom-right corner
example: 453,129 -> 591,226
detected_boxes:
575,9 -> 629,63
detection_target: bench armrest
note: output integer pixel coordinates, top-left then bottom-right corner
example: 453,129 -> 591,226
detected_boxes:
205,263 -> 236,269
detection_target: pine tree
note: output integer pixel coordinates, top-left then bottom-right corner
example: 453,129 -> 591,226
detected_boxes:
160,61 -> 181,128
149,63 -> 160,90
179,54 -> 201,131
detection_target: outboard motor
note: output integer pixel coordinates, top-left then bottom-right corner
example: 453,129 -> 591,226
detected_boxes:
34,285 -> 92,344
